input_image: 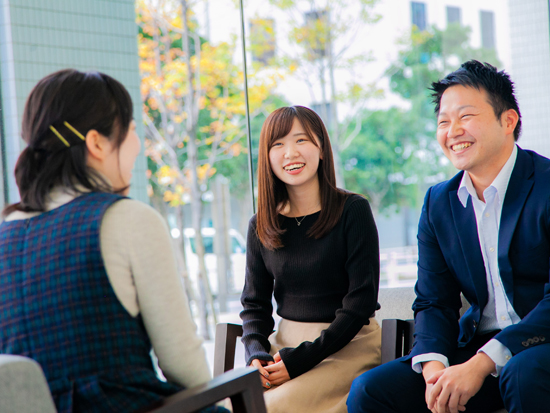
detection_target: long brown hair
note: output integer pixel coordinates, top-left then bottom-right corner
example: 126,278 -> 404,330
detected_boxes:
256,106 -> 349,250
3,69 -> 133,216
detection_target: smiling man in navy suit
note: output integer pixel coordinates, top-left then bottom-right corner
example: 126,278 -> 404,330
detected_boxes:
348,60 -> 550,413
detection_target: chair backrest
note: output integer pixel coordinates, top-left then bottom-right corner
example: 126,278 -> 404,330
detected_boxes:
375,287 -> 416,324
376,286 -> 471,324
0,355 -> 57,413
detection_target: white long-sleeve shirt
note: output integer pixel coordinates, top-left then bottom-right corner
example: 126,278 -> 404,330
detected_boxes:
5,188 -> 211,388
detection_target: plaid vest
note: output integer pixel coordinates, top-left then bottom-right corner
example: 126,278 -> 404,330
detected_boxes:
0,193 -> 182,413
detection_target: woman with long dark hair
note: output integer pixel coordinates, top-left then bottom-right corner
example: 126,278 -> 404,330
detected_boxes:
0,69 -> 221,413
240,106 -> 381,412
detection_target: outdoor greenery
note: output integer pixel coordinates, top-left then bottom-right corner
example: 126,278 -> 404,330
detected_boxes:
342,23 -> 501,215
135,1 -> 505,328
136,0 -> 282,337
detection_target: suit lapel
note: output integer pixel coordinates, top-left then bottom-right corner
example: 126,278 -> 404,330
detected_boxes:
450,191 -> 488,307
498,148 -> 535,306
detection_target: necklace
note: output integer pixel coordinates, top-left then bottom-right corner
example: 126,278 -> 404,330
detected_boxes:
293,201 -> 321,226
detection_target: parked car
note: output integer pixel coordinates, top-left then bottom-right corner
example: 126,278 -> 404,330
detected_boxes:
182,228 -> 246,295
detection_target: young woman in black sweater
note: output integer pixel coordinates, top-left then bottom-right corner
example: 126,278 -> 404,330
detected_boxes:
240,106 -> 381,412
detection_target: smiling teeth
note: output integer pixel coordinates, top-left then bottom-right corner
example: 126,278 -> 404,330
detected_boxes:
452,143 -> 472,151
284,163 -> 305,171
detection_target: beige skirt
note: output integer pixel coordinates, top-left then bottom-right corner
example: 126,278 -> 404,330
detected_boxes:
263,318 -> 381,413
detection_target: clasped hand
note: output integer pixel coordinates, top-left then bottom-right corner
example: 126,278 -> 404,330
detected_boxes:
251,352 -> 290,389
423,354 -> 495,413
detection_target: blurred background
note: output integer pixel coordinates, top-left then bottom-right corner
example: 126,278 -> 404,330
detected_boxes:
1,0 -> 549,342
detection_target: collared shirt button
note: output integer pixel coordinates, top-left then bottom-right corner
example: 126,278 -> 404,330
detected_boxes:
490,247 -> 495,252
485,212 -> 490,217
501,316 -> 507,321
505,355 -> 511,361
495,282 -> 500,287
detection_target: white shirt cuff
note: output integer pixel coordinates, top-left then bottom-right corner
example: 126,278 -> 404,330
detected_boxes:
411,353 -> 450,374
478,338 -> 512,377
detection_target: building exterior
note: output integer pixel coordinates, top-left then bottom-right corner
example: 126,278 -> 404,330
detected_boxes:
0,0 -> 148,210
508,0 -> 550,158
206,0 -> 510,116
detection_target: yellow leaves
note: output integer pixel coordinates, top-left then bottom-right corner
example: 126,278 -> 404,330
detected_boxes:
197,164 -> 216,182
136,0 -> 282,207
148,97 -> 159,110
229,143 -> 242,157
163,185 -> 188,207
157,165 -> 178,186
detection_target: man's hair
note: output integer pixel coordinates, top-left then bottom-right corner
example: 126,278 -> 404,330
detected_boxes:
430,60 -> 522,141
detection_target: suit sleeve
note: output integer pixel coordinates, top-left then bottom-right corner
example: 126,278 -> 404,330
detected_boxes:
411,187 -> 464,361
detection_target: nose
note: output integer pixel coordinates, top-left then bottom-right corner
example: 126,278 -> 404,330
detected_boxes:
284,143 -> 299,159
447,120 -> 464,139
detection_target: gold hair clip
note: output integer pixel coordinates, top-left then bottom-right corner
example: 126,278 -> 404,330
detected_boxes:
49,125 -> 70,147
63,121 -> 86,141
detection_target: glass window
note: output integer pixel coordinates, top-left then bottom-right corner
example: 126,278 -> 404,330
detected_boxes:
304,9 -> 330,59
481,10 -> 496,49
249,18 -> 276,65
447,6 -> 461,25
411,2 -> 427,31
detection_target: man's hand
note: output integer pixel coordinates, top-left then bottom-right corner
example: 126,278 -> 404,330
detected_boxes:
422,361 -> 447,413
263,352 -> 291,386
250,359 -> 275,388
425,353 -> 495,413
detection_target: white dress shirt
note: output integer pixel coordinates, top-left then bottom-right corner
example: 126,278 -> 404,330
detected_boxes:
412,145 -> 519,376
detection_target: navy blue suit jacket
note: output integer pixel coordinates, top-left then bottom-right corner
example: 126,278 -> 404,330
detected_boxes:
410,147 -> 550,361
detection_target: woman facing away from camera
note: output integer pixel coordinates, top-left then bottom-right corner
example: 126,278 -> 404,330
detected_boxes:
240,106 -> 381,413
0,69 -> 226,413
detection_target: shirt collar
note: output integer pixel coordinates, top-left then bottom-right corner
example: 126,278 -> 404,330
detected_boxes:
457,144 -> 518,208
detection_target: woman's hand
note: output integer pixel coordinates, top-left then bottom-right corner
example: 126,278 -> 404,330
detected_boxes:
263,352 -> 291,386
250,359 -> 275,388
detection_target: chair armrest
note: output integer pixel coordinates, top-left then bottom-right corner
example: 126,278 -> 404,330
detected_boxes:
214,323 -> 243,376
149,368 -> 266,413
381,319 -> 415,364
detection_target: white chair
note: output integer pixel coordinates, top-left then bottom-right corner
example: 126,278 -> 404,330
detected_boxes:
0,355 -> 56,413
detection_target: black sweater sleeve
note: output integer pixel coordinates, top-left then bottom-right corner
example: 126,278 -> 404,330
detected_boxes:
279,198 -> 380,378
240,216 -> 275,366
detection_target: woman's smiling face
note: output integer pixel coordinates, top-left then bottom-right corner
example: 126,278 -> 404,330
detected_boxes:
268,117 -> 322,190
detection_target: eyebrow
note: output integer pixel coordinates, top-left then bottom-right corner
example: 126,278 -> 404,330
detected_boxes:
438,105 -> 476,117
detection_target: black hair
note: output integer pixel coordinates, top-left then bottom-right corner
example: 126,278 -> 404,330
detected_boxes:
430,60 -> 522,141
3,69 -> 133,216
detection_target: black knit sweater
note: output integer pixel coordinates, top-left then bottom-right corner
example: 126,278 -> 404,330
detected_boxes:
240,194 -> 380,379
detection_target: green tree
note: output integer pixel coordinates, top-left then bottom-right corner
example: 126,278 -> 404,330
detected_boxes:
342,23 -> 501,215
249,0 -> 382,187
137,0 -> 280,338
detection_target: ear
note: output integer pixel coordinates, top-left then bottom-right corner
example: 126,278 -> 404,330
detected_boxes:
85,129 -> 110,161
502,109 -> 519,136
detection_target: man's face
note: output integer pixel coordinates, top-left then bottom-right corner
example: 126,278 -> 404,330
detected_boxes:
436,85 -> 516,179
